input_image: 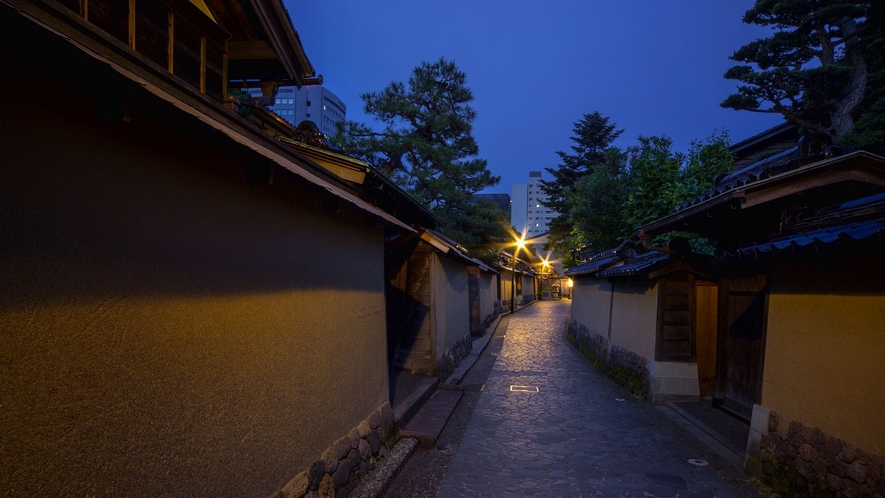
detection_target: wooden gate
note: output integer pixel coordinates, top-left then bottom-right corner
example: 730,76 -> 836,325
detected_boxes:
717,274 -> 768,421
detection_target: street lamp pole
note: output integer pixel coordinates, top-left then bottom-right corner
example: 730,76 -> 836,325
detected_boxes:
511,237 -> 524,314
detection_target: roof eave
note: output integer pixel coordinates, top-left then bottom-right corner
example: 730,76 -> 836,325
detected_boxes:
252,0 -> 315,81
638,151 -> 885,237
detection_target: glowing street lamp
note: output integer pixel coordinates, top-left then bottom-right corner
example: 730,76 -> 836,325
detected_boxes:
511,237 -> 525,313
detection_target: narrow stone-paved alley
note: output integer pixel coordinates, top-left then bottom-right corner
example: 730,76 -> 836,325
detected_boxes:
436,300 -> 760,497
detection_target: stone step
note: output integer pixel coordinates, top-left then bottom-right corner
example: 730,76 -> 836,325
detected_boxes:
393,377 -> 438,429
399,389 -> 463,449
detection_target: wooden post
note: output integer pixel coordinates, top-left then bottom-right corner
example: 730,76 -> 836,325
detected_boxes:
128,0 -> 136,50
200,37 -> 206,93
81,0 -> 88,20
222,50 -> 229,99
167,11 -> 174,73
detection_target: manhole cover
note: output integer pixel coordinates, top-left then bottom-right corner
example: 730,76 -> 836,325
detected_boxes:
510,385 -> 539,392
687,459 -> 709,466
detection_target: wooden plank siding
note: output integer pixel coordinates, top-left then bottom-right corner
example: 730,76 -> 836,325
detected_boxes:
656,274 -> 696,362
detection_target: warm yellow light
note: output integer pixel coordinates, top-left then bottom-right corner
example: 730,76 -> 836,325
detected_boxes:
567,279 -> 573,287
516,237 -> 525,249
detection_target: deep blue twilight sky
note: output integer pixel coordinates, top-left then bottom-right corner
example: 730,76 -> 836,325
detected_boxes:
289,1 -> 785,194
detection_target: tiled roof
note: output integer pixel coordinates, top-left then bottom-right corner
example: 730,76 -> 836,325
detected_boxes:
565,255 -> 622,276
565,249 -> 671,278
676,147 -> 799,212
722,217 -> 885,261
597,251 -> 670,277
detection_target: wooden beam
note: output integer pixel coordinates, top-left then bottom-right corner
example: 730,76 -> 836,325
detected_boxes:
128,0 -> 135,50
81,0 -> 88,19
742,169 -> 869,208
167,11 -> 174,73
227,40 -> 278,60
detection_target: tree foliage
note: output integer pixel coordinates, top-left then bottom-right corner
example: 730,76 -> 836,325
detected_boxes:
562,131 -> 734,266
539,112 -> 623,244
842,2 -> 885,154
721,0 -> 876,142
333,58 -> 508,251
565,147 -> 628,265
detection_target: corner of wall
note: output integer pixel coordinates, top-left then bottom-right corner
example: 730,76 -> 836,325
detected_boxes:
744,404 -> 770,474
648,361 -> 701,405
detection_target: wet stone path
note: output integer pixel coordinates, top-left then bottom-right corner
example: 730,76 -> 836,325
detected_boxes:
437,300 -> 751,498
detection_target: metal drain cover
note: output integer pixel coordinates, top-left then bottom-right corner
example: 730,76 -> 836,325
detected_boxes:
510,385 -> 539,392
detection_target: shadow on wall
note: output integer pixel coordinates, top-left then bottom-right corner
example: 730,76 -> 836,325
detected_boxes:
385,283 -> 432,398
0,59 -> 386,310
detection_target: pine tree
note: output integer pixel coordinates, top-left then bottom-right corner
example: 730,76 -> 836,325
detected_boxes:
721,1 -> 876,143
334,58 -> 508,251
538,112 -> 623,244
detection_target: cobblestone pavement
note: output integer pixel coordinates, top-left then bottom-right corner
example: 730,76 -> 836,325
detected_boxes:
437,300 -> 759,498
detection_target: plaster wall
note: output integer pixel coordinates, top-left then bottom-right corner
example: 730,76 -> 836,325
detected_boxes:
521,274 -> 535,299
433,255 -> 471,355
570,278 -> 613,340
0,66 -> 388,497
762,256 -> 885,455
501,268 -> 516,307
478,271 -> 498,320
609,280 -> 659,361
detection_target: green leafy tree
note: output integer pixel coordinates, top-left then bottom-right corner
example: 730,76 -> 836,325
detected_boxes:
621,136 -> 687,231
539,112 -> 623,244
562,132 -> 734,266
333,58 -> 508,251
721,0 -> 875,142
565,147 -> 629,264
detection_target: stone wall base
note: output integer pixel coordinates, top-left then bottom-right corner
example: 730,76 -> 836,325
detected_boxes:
567,320 -> 650,398
438,332 -> 473,382
271,401 -> 397,498
747,407 -> 885,497
480,310 -> 498,335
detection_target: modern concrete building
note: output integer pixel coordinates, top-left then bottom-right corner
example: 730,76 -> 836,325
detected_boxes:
511,171 -> 558,237
470,193 -> 511,219
265,85 -> 346,136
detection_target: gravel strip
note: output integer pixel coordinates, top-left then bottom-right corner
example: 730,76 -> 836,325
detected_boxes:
352,438 -> 419,498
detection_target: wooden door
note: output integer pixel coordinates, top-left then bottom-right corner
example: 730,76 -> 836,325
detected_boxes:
694,281 -> 718,397
719,275 -> 768,421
